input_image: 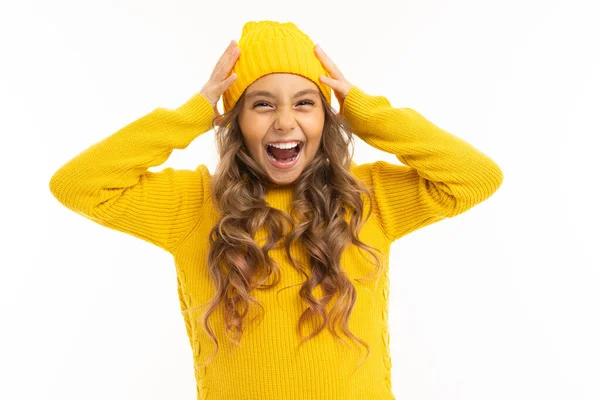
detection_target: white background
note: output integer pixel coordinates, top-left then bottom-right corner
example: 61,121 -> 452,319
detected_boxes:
2,0 -> 598,399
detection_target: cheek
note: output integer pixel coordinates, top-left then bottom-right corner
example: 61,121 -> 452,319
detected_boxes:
239,130 -> 265,159
239,135 -> 263,162
250,139 -> 265,159
306,123 -> 324,145
305,133 -> 323,157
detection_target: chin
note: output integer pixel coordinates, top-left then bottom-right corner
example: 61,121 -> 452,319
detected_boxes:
266,169 -> 302,186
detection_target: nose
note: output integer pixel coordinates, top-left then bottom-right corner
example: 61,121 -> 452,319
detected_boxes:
273,108 -> 297,132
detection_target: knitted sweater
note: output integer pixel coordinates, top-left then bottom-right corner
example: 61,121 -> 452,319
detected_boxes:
49,85 -> 503,400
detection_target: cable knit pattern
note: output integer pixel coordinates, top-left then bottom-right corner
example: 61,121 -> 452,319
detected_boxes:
49,85 -> 503,399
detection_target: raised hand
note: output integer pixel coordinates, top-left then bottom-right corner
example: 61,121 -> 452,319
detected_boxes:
200,40 -> 241,125
314,44 -> 354,116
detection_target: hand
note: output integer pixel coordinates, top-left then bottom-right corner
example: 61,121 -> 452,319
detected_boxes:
200,40 -> 241,125
314,44 -> 354,117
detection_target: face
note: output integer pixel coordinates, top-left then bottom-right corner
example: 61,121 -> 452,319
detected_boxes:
238,73 -> 325,186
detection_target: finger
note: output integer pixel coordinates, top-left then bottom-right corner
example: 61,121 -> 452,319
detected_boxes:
213,40 -> 238,78
319,75 -> 346,107
213,40 -> 235,70
221,40 -> 237,59
217,73 -> 237,92
216,45 -> 240,81
315,44 -> 344,80
319,75 -> 341,92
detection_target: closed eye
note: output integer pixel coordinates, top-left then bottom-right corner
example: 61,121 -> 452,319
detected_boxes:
253,100 -> 315,108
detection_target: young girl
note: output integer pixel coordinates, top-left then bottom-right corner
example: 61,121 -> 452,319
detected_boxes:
49,20 -> 503,400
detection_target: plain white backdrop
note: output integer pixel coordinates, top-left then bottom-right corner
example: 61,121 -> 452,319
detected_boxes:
2,0 -> 598,399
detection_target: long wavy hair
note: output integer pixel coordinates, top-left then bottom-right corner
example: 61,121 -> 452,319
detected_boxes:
188,85 -> 387,373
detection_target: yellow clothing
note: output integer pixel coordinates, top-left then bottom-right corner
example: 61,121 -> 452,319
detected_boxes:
49,85 -> 503,399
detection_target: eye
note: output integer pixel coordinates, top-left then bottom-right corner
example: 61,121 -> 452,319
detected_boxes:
252,100 -> 315,108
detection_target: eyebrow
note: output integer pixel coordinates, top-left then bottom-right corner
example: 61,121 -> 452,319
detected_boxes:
246,89 -> 320,100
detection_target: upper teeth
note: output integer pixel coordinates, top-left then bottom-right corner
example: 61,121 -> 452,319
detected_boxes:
267,141 -> 300,149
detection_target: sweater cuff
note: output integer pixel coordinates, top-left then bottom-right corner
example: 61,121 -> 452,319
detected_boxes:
341,86 -> 390,135
171,92 -> 216,129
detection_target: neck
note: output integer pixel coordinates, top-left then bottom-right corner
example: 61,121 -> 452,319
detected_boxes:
267,181 -> 297,191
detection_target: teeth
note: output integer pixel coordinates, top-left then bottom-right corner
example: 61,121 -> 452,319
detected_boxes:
267,141 -> 300,149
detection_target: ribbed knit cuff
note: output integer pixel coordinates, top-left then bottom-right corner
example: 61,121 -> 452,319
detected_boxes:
341,85 -> 392,136
342,86 -> 403,145
171,92 -> 216,129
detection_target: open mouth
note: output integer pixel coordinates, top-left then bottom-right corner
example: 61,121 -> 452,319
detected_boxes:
265,142 -> 304,168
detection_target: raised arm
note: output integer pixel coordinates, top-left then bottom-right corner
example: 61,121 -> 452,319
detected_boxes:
48,93 -> 216,254
345,86 -> 504,242
49,41 -> 241,254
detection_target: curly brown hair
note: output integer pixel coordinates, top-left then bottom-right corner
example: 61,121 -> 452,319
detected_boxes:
186,87 -> 387,373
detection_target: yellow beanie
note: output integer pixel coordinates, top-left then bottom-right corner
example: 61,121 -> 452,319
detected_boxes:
222,20 -> 332,113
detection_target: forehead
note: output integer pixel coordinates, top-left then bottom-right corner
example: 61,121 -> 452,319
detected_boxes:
245,73 -> 320,99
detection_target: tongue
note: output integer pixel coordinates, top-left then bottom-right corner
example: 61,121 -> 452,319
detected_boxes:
270,146 -> 296,160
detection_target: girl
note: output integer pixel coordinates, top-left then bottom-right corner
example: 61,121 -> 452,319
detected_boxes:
49,20 -> 503,400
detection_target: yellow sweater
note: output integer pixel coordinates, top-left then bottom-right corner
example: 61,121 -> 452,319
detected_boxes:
49,85 -> 503,399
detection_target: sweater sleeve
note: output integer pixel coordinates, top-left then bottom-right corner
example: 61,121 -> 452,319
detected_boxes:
49,92 -> 216,254
344,86 -> 504,242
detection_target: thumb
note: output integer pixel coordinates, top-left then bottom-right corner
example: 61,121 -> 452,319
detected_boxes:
220,73 -> 237,91
319,75 -> 342,97
319,74 -> 333,86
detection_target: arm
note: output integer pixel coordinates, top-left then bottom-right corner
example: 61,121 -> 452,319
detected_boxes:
344,86 -> 504,242
49,92 -> 215,254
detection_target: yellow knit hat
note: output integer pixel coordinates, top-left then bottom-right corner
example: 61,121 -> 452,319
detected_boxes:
222,20 -> 332,113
